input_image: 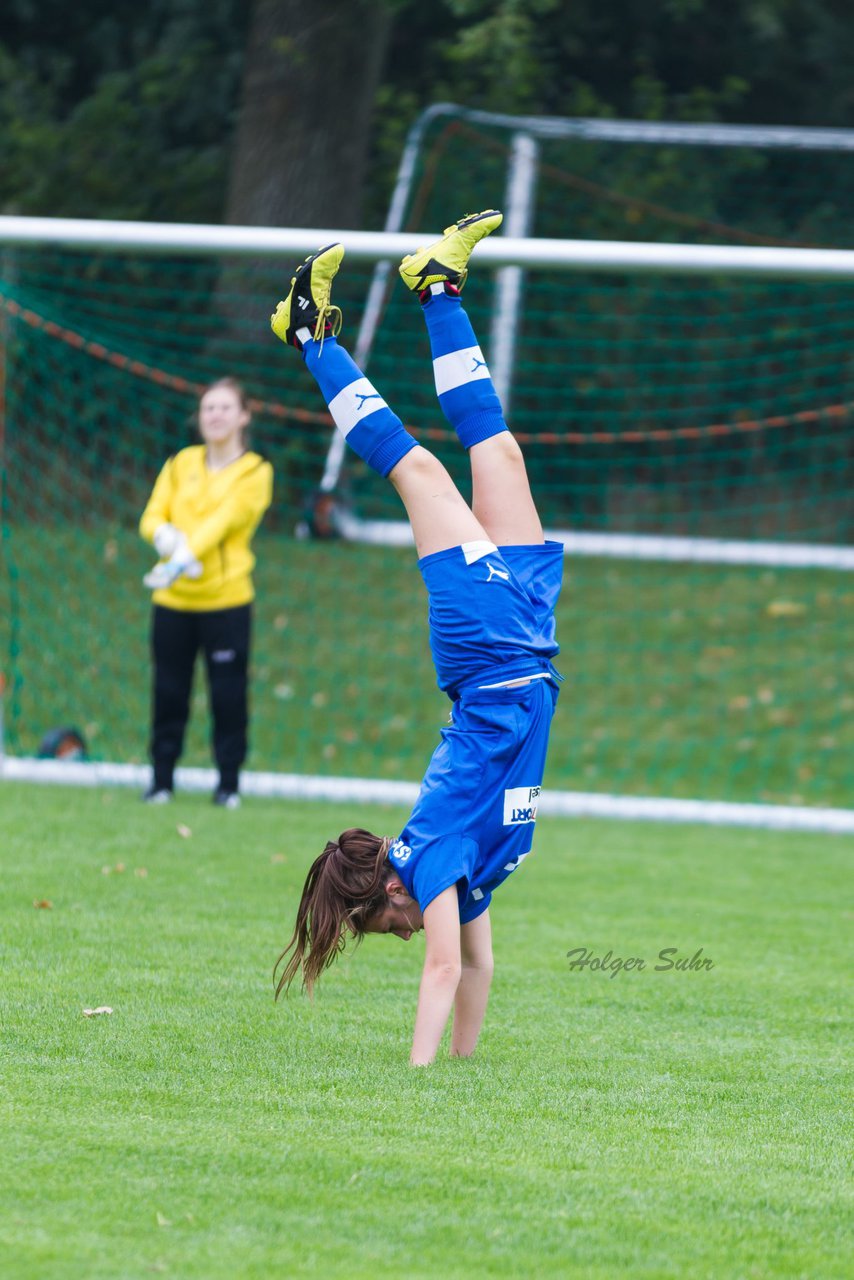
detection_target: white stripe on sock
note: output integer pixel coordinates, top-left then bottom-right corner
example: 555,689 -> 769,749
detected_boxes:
328,378 -> 388,437
433,346 -> 491,396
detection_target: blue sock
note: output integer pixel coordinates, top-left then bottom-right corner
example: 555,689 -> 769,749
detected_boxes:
420,285 -> 508,449
302,335 -> 417,477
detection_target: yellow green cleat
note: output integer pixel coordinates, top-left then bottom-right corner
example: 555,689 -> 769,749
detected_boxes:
398,209 -> 503,293
271,242 -> 345,348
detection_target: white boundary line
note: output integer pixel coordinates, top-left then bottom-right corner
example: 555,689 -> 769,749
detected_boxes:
2,758 -> 852,834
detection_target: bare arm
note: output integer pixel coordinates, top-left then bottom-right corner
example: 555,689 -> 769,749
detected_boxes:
410,887 -> 462,1066
450,909 -> 494,1058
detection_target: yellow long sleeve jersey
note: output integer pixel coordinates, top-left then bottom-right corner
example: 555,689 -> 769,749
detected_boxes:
139,446 -> 274,611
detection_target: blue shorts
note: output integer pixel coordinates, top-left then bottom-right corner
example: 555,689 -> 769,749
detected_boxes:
418,540 -> 563,700
389,539 -> 564,923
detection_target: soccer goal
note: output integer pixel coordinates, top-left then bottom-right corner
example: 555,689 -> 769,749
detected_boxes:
1,106 -> 853,830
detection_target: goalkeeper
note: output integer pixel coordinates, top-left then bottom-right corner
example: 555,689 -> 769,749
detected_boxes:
272,212 -> 563,1065
139,378 -> 273,808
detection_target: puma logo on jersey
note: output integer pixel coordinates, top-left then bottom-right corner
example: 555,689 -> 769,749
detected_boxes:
486,561 -> 510,583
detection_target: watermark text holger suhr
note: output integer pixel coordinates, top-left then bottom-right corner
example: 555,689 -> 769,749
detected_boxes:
566,946 -> 714,979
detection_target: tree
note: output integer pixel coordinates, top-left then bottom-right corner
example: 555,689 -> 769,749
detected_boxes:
3,0 -> 853,229
225,0 -> 393,229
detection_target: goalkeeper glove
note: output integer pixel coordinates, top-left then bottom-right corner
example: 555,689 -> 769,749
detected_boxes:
153,522 -> 181,558
143,532 -> 202,590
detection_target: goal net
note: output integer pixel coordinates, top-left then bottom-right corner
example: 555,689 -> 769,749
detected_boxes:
1,107 -> 853,823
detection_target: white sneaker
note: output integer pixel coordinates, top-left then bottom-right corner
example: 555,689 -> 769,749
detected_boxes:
213,789 -> 241,810
143,787 -> 173,805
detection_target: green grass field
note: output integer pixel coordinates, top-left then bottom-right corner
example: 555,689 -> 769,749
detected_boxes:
1,780 -> 850,1279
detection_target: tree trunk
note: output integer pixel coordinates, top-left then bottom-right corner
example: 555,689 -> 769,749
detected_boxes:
225,0 -> 392,229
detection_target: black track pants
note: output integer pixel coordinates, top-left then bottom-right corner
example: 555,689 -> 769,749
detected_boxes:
149,603 -> 251,792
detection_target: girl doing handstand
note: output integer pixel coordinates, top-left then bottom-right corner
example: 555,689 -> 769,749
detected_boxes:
271,211 -> 563,1066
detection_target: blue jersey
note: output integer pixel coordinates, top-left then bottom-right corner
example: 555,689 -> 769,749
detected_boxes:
390,540 -> 563,923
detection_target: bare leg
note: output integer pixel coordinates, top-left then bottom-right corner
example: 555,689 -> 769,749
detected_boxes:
293,327 -> 485,558
415,278 -> 543,548
389,446 -> 486,559
469,432 -> 544,547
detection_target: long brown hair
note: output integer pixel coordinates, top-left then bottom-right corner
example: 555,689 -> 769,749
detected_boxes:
274,828 -> 391,997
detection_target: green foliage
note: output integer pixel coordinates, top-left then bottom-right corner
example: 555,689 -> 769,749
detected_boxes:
367,0 -> 854,227
4,1 -> 854,225
441,0 -> 563,114
378,0 -> 854,128
0,0 -> 248,219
